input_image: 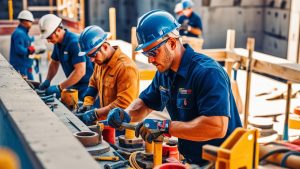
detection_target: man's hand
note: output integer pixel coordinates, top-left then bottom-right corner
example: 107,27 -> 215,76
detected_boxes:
45,85 -> 61,98
107,108 -> 131,129
179,19 -> 189,31
82,109 -> 98,124
75,105 -> 92,114
135,119 -> 171,143
39,79 -> 50,90
28,46 -> 35,54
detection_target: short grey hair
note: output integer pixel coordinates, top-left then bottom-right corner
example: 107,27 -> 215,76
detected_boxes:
163,29 -> 182,43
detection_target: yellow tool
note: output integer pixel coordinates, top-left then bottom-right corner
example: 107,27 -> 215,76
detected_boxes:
202,128 -> 259,169
0,148 -> 19,169
93,156 -> 119,161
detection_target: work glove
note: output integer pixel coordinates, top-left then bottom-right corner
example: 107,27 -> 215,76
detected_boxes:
179,20 -> 189,31
27,46 -> 35,55
107,108 -> 131,129
75,105 -> 92,114
34,45 -> 46,54
39,79 -> 50,90
45,85 -> 62,98
135,119 -> 171,143
82,109 -> 98,125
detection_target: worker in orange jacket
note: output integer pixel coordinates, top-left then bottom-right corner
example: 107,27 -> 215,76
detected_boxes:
76,25 -> 139,125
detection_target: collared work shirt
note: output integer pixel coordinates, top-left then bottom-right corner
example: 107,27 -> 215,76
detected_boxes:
10,25 -> 34,74
139,44 -> 242,165
178,12 -> 203,37
88,46 -> 139,117
51,29 -> 94,100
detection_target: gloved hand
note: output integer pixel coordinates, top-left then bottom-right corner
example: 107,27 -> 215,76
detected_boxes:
28,46 -> 35,54
107,108 -> 131,129
135,119 -> 171,143
39,79 -> 50,90
75,105 -> 92,114
179,20 -> 189,31
82,109 -> 98,124
45,85 -> 62,98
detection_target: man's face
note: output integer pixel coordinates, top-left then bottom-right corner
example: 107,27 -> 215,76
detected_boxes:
47,29 -> 60,44
142,38 -> 174,73
183,8 -> 192,17
22,20 -> 33,29
87,44 -> 108,66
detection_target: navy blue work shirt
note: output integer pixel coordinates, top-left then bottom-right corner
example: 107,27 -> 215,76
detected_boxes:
51,29 -> 93,100
139,44 -> 242,166
10,25 -> 34,74
178,12 -> 203,37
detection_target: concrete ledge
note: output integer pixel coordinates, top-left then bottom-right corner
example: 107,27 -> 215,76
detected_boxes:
0,53 -> 101,169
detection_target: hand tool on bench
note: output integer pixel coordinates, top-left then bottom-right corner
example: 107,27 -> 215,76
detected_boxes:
93,156 -> 119,161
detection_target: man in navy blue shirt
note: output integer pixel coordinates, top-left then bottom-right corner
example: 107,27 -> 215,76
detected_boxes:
10,10 -> 35,80
107,10 -> 242,166
38,14 -> 93,101
178,0 -> 202,37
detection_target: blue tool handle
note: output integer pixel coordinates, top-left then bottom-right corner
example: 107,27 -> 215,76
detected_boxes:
104,161 -> 127,169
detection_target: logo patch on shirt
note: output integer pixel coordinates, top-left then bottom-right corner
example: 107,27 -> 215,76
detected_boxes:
159,86 -> 169,92
179,88 -> 192,94
64,51 -> 68,55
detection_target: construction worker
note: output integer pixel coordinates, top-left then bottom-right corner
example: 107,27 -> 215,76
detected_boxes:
174,2 -> 183,19
9,10 -> 35,80
178,0 -> 203,37
107,10 -> 242,166
38,14 -> 93,101
76,25 -> 139,125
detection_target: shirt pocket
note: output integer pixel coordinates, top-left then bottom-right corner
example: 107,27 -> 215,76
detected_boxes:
177,93 -> 193,109
62,53 -> 69,62
104,76 -> 115,88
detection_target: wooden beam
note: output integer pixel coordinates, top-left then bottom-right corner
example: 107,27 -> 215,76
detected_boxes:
131,27 -> 137,61
109,8 -> 116,40
244,38 -> 255,129
201,49 -> 227,61
232,49 -> 300,82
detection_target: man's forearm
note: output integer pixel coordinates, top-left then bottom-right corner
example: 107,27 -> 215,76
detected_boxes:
169,116 -> 228,141
126,98 -> 153,122
189,26 -> 202,36
60,69 -> 84,89
46,61 -> 59,81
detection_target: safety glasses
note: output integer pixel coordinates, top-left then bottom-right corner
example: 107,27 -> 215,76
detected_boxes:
86,46 -> 101,58
142,38 -> 169,57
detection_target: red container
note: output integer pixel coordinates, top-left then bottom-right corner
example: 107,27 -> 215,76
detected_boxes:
163,144 -> 179,160
153,163 -> 187,169
102,125 -> 115,144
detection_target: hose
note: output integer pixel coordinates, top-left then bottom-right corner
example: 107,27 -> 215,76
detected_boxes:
129,151 -> 143,169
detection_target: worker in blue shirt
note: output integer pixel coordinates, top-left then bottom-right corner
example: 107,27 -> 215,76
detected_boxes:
38,14 -> 93,101
106,10 -> 242,166
10,10 -> 35,80
178,0 -> 202,37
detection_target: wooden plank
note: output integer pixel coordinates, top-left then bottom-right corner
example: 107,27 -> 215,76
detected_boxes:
232,49 -> 300,82
244,38 -> 255,128
201,49 -> 227,61
109,8 -> 116,40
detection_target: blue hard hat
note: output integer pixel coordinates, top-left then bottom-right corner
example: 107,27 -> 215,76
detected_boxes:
78,25 -> 108,56
135,10 -> 180,51
182,0 -> 194,9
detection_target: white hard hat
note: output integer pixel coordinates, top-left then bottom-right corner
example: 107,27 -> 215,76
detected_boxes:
17,10 -> 34,22
39,14 -> 62,39
174,3 -> 183,13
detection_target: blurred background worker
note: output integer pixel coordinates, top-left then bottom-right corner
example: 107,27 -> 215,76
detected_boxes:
178,0 -> 203,37
107,10 -> 242,166
9,10 -> 35,80
174,2 -> 183,19
76,25 -> 139,126
38,14 -> 93,100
